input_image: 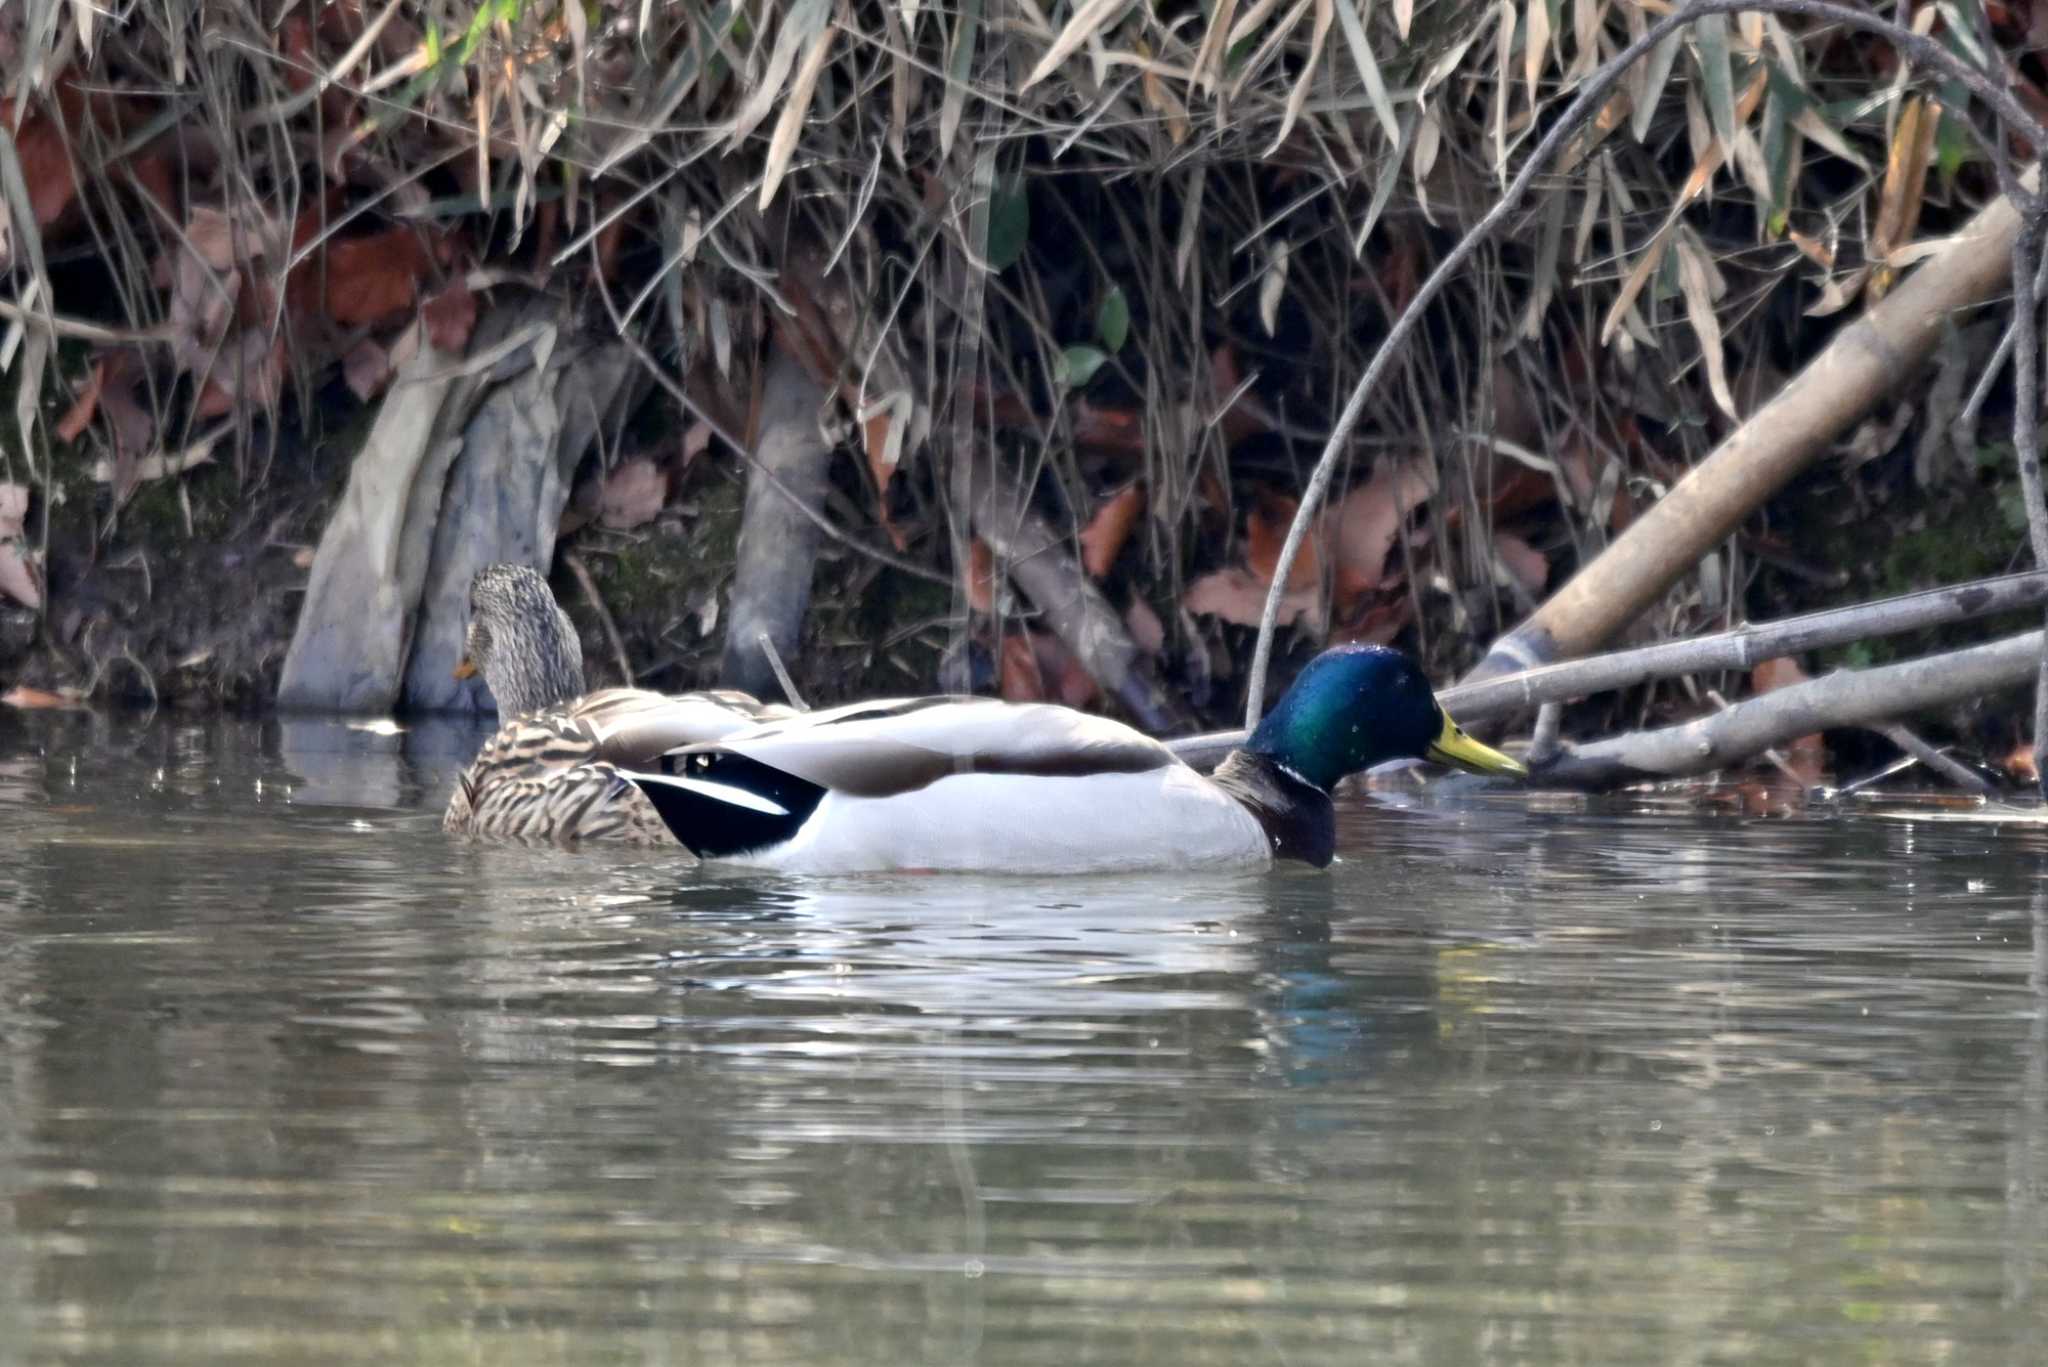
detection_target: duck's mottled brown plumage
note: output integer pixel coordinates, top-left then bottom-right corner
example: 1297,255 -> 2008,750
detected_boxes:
444,565 -> 791,847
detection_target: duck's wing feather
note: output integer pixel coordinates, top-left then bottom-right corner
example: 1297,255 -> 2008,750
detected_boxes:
668,696 -> 1180,798
566,687 -> 797,769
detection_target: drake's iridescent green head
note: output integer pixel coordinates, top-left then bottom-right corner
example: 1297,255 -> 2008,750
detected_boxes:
1245,644 -> 1527,792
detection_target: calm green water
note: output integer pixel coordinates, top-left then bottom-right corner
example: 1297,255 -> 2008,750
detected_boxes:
0,712 -> 2045,1364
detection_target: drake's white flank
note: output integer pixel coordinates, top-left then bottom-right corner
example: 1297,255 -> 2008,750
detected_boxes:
713,765 -> 1272,875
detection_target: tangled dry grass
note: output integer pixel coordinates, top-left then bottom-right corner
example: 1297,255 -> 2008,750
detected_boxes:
0,0 -> 2032,716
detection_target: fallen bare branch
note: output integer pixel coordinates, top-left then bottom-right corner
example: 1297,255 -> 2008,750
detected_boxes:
1531,631 -> 2041,791
1168,569 -> 2048,767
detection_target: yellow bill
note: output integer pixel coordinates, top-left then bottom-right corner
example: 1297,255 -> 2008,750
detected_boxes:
1426,711 -> 1528,778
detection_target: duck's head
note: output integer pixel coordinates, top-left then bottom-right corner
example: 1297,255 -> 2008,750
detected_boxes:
452,563 -> 585,718
1246,643 -> 1527,792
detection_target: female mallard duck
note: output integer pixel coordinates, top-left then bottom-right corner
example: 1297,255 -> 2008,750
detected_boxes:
618,643 -> 1525,874
443,564 -> 794,846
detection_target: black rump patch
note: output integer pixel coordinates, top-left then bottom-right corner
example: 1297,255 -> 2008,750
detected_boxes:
631,749 -> 828,858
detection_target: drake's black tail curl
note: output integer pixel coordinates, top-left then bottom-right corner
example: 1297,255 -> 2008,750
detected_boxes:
626,750 -> 826,858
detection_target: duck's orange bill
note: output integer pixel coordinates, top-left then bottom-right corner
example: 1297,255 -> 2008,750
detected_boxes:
452,658 -> 478,681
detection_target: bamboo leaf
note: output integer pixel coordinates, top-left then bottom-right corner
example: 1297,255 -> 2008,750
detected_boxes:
759,16 -> 835,210
1523,0 -> 1550,107
1355,108 -> 1416,253
939,0 -> 982,156
1056,344 -> 1109,387
1259,239 -> 1290,336
728,0 -> 832,148
1023,0 -> 1133,91
1631,27 -> 1683,142
1694,13 -> 1738,149
986,180 -> 1029,270
1268,0 -> 1333,156
1331,0 -> 1400,146
1676,230 -> 1736,420
1097,286 -> 1129,352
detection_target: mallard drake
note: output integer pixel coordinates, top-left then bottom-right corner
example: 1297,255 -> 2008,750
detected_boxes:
618,643 -> 1525,874
442,564 -> 794,846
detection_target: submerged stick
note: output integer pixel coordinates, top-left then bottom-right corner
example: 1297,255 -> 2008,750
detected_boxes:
1530,631 -> 2042,790
1169,569 -> 2048,766
1241,0 -> 2048,728
1874,723 -> 1992,795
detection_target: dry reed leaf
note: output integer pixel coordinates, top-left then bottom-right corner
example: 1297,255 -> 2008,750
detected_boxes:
1079,483 -> 1145,579
760,16 -> 838,209
1259,239 -> 1289,336
1522,0 -> 1550,107
1393,0 -> 1413,39
0,483 -> 24,540
1023,0 -> 1129,90
1192,0 -> 1241,92
1675,232 -> 1737,420
1492,0 -> 1513,175
1602,66 -> 1766,347
1867,94 -> 1938,302
1331,0 -> 1399,144
1790,106 -> 1869,171
599,459 -> 669,530
1267,0 -> 1332,156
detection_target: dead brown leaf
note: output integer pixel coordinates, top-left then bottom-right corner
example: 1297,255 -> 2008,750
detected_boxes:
1,686 -> 86,710
599,459 -> 669,530
1330,458 -> 1436,599
966,539 -> 996,615
1033,631 -> 1100,710
1124,597 -> 1165,654
1246,491 -> 1319,591
2004,740 -> 2037,785
1751,656 -> 1825,785
1079,483 -> 1145,579
343,339 -> 391,401
422,275 -> 478,353
998,631 -> 1045,701
1494,531 -> 1549,593
1183,567 -> 1323,631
